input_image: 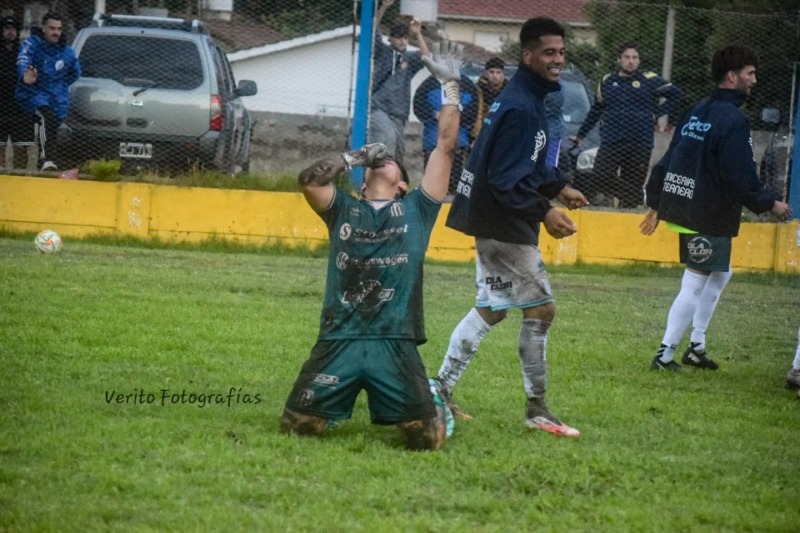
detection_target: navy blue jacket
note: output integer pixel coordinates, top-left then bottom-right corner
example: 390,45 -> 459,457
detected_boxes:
577,70 -> 681,147
446,64 -> 566,245
645,88 -> 777,237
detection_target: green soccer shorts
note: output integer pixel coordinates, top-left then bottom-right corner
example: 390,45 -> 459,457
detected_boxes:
284,338 -> 437,425
678,233 -> 732,271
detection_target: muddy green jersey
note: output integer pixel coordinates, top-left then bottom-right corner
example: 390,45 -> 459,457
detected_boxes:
315,187 -> 441,344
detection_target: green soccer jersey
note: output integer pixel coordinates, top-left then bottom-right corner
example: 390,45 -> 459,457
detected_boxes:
315,187 -> 441,344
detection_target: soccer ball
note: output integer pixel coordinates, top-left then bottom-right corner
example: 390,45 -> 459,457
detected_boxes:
34,230 -> 63,254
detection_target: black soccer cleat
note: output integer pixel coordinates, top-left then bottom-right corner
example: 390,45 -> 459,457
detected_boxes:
681,343 -> 719,370
651,355 -> 682,372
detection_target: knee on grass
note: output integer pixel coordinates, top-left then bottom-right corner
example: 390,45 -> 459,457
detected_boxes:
280,408 -> 327,436
396,415 -> 446,451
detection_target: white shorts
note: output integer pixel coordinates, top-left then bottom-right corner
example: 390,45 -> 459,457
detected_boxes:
474,238 -> 553,310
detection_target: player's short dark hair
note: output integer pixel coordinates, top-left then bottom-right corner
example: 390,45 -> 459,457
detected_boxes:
41,12 -> 64,25
711,45 -> 758,83
617,41 -> 641,58
519,17 -> 565,51
389,22 -> 409,38
485,57 -> 505,71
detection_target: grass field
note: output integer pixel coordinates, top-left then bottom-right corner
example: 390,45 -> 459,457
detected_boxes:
1,235 -> 798,532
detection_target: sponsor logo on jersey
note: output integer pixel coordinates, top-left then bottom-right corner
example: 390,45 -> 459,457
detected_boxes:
342,279 -> 395,310
530,129 -> 546,162
362,253 -> 409,266
681,116 -> 712,140
351,224 -> 408,243
336,251 -> 349,270
312,373 -> 340,386
485,275 -> 512,291
339,223 -> 352,240
687,236 -> 713,263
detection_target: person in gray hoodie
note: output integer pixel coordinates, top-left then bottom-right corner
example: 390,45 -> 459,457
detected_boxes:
368,0 -> 429,164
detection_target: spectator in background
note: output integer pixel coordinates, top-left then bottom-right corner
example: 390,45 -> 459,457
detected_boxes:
369,0 -> 429,164
413,72 -> 478,194
471,56 -> 508,141
16,12 -> 81,172
0,16 -> 34,170
571,41 -> 682,208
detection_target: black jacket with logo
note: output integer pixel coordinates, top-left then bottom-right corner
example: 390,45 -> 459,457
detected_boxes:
646,88 -> 776,237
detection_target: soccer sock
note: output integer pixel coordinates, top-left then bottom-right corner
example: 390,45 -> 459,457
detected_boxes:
659,269 -> 708,362
437,308 -> 492,392
793,327 -> 800,370
689,268 -> 732,351
518,318 -> 551,398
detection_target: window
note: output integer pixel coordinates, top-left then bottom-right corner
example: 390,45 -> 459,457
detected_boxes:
79,35 -> 204,90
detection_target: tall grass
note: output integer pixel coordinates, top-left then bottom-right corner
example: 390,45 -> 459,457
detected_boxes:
1,236 -> 798,531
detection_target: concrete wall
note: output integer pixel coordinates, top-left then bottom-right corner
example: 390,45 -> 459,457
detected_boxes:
2,175 -> 798,273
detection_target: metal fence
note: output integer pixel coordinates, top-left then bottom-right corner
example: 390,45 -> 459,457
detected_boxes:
1,0 -> 797,212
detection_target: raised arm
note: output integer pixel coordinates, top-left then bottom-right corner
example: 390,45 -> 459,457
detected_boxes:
376,0 -> 394,26
409,17 -> 430,59
419,40 -> 463,201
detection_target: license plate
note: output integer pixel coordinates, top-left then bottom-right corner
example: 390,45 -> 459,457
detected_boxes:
119,142 -> 153,159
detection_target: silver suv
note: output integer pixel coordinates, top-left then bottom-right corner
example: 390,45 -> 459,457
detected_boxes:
63,13 -> 258,174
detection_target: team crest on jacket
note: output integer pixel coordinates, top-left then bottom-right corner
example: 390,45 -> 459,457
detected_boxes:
530,130 -> 546,162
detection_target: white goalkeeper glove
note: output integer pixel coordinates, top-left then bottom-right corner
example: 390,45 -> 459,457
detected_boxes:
422,39 -> 464,107
341,143 -> 390,169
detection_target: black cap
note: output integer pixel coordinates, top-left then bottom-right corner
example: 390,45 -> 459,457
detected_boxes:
485,57 -> 505,71
2,17 -> 21,31
389,23 -> 409,38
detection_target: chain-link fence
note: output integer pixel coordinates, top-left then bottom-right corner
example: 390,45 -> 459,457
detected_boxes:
1,1 -> 797,211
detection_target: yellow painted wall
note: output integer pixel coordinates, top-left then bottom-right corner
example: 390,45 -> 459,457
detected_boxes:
1,175 -> 798,273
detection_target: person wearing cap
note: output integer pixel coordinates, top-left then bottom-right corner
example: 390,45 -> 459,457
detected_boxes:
471,57 -> 508,141
0,16 -> 34,169
15,11 -> 81,172
369,0 -> 430,164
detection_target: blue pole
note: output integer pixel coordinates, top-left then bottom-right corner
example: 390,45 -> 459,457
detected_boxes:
790,78 -> 800,219
350,0 -> 376,189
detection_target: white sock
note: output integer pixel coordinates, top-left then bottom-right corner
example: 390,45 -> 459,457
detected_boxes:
689,268 -> 732,350
793,327 -> 800,370
519,318 -> 551,398
659,270 -> 708,362
438,308 -> 492,392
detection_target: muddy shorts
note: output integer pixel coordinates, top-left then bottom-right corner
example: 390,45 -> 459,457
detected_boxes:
678,233 -> 732,271
284,338 -> 436,425
474,238 -> 554,310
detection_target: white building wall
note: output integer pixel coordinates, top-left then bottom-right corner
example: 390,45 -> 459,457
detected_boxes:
228,28 -> 428,121
229,34 -> 357,117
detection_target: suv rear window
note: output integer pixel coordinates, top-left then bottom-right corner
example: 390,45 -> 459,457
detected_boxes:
79,35 -> 204,90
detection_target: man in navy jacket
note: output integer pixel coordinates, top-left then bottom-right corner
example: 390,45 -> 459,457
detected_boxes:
641,45 -> 791,372
572,42 -> 682,208
433,17 -> 588,437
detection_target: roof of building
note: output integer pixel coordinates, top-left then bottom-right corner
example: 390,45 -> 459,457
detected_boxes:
437,0 -> 590,24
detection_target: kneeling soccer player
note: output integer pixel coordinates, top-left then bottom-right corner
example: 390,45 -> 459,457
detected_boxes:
281,41 -> 464,450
